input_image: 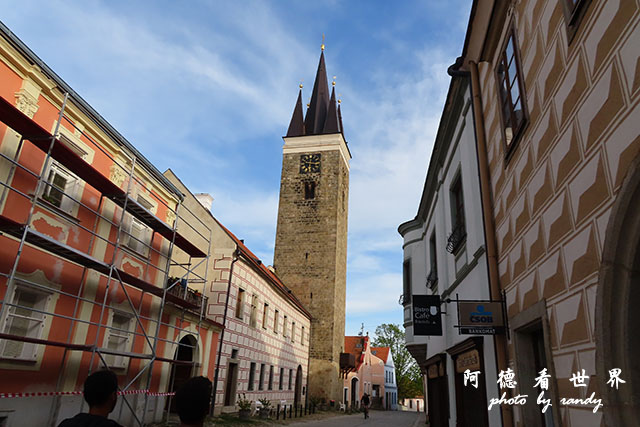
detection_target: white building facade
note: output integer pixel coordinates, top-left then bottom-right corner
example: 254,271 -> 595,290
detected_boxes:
398,73 -> 502,427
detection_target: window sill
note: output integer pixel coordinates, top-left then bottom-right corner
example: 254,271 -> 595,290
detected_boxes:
34,196 -> 80,225
0,355 -> 37,364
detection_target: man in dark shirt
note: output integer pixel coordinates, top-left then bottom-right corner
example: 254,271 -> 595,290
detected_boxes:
174,376 -> 212,427
58,370 -> 123,427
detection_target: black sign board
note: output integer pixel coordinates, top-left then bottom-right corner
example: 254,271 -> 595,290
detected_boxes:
412,295 -> 442,336
457,301 -> 506,335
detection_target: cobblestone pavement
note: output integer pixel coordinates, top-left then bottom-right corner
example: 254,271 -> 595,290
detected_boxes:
286,410 -> 423,427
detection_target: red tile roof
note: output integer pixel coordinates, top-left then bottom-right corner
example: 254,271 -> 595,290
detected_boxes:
344,335 -> 368,370
370,347 -> 390,363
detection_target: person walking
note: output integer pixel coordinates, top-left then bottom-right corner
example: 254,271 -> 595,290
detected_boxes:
361,393 -> 370,419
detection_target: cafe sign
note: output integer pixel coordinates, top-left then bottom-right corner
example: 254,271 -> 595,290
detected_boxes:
457,301 -> 505,335
412,295 -> 442,336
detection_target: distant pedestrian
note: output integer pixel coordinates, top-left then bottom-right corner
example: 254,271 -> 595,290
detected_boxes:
175,376 -> 213,427
57,370 -> 123,427
361,393 -> 370,419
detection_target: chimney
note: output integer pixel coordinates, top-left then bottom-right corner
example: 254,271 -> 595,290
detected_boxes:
195,193 -> 214,211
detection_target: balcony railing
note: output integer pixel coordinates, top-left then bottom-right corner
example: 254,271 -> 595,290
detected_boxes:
398,293 -> 410,306
426,270 -> 438,289
446,223 -> 466,254
166,277 -> 207,310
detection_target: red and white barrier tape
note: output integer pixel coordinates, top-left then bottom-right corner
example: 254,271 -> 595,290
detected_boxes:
0,389 -> 175,398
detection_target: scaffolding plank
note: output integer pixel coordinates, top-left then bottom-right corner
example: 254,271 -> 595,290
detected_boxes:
0,214 -> 201,311
0,97 -> 205,258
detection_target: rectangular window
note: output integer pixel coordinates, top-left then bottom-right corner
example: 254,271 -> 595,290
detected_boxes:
104,311 -> 133,369
288,369 -> 293,390
235,289 -> 245,319
268,365 -> 274,390
249,294 -> 258,328
402,260 -> 411,304
283,315 -> 288,338
447,175 -> 467,254
427,231 -> 438,289
125,196 -> 154,257
279,367 -> 284,390
0,285 -> 51,361
561,0 -> 592,41
40,161 -> 80,214
248,362 -> 256,391
259,363 -> 265,390
262,303 -> 269,329
291,321 -> 295,343
273,309 -> 279,333
301,326 -> 305,345
497,28 -> 527,156
304,181 -> 316,199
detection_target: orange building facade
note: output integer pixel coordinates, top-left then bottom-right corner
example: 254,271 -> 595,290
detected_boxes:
342,336 -> 385,410
0,23 -> 221,426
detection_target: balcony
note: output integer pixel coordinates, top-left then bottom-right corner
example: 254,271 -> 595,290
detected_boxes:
426,270 -> 438,290
166,277 -> 207,311
446,223 -> 466,254
340,352 -> 357,378
398,293 -> 410,306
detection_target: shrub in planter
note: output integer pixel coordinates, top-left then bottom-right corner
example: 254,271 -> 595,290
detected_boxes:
237,393 -> 252,420
258,397 -> 271,419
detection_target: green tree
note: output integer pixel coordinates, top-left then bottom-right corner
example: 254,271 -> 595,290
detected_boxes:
372,323 -> 423,399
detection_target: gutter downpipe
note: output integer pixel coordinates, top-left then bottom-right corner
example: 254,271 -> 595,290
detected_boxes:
468,59 -> 513,427
211,247 -> 240,415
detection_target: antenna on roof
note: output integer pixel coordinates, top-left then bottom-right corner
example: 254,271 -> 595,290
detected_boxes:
358,323 -> 364,336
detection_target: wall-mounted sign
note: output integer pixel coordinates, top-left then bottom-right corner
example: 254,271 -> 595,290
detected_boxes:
457,301 -> 505,335
412,295 -> 442,336
455,349 -> 481,373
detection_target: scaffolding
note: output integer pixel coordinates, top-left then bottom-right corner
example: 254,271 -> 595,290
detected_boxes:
0,93 -> 218,426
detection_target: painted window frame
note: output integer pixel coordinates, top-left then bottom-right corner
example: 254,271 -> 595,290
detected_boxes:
0,283 -> 52,362
561,0 -> 592,42
103,310 -> 134,369
495,24 -> 529,162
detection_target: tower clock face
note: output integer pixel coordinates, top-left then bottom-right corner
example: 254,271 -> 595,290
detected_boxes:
300,153 -> 321,174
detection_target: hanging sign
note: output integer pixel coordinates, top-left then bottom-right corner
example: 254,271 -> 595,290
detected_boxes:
412,295 -> 442,336
457,301 -> 505,335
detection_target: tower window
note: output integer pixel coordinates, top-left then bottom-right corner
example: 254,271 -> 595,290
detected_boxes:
304,181 -> 316,199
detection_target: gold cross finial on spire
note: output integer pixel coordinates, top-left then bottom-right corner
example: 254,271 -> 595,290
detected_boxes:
299,80 -> 303,89
332,75 -> 336,87
338,93 -> 342,104
321,34 -> 325,51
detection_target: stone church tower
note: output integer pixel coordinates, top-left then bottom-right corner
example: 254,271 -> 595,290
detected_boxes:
273,47 -> 350,402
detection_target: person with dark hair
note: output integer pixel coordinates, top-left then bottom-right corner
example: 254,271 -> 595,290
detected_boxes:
58,370 -> 123,427
174,376 -> 212,427
361,393 -> 370,419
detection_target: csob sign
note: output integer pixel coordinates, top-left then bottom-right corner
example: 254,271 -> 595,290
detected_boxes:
412,295 -> 442,336
457,301 -> 505,335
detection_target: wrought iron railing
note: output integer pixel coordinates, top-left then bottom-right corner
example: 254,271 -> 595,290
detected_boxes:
446,223 -> 466,254
166,277 -> 207,310
426,270 -> 438,289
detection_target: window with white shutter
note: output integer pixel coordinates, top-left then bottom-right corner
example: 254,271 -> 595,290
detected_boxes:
104,311 -> 133,369
40,161 -> 80,215
0,285 -> 51,361
124,196 -> 153,257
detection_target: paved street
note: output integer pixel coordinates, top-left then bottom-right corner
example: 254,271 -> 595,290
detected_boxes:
287,410 -> 423,427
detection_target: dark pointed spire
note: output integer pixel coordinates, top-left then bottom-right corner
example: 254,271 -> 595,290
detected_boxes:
304,51 -> 331,135
323,85 -> 340,134
286,87 -> 305,137
337,101 -> 345,137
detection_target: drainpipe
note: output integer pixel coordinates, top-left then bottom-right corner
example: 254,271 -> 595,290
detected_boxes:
468,59 -> 513,427
211,247 -> 239,415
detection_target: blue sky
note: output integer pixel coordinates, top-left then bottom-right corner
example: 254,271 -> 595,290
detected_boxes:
1,0 -> 471,336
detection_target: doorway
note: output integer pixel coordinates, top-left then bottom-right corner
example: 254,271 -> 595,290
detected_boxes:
351,377 -> 359,408
166,334 -> 197,412
294,365 -> 303,407
596,153 -> 640,426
